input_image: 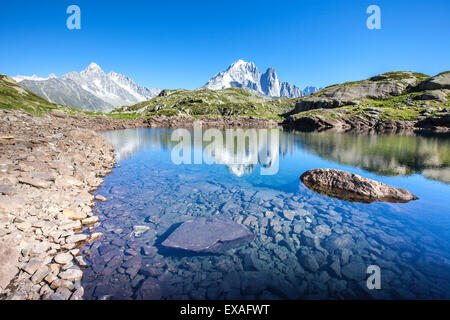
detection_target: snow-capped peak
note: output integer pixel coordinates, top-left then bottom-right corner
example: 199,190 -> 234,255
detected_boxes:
203,59 -> 321,98
230,59 -> 255,68
14,62 -> 161,112
108,71 -> 161,102
203,60 -> 302,98
227,60 -> 258,74
13,74 -> 48,82
85,62 -> 103,73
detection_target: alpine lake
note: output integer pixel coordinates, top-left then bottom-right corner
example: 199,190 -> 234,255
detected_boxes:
80,127 -> 450,300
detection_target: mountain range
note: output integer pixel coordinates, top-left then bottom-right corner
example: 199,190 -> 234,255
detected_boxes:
202,60 -> 320,98
14,63 -> 161,112
13,60 -> 319,112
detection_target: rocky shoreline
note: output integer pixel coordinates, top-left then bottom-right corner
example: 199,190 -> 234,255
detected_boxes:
283,113 -> 450,133
145,115 -> 280,129
50,112 -> 281,130
0,110 -> 124,300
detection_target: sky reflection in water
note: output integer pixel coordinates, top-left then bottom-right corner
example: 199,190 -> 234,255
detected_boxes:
81,128 -> 450,300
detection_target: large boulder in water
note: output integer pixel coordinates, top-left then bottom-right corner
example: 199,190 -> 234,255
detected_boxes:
300,169 -> 418,203
162,215 -> 255,253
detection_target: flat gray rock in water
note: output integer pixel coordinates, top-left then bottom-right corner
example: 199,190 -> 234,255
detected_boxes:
162,215 -> 255,253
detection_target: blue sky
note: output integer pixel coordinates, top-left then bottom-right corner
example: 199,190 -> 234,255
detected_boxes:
0,0 -> 449,90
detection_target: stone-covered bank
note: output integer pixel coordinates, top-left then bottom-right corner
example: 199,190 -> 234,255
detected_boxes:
0,110 -> 143,300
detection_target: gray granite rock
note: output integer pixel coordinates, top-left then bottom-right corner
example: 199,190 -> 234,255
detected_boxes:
414,72 -> 450,91
301,169 -> 418,203
162,215 -> 254,253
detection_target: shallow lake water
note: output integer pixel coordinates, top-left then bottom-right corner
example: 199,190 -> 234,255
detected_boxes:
81,128 -> 450,300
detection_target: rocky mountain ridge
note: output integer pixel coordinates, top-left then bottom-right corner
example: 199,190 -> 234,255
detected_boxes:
12,60 -> 319,111
203,60 -> 319,98
14,63 -> 161,112
2,68 -> 449,132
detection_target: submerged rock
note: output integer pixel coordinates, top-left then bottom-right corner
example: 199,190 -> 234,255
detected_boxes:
94,195 -> 107,202
133,225 -> 150,237
300,169 -> 418,203
162,215 -> 255,253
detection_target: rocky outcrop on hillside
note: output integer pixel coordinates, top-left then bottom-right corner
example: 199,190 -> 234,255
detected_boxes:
285,71 -> 449,132
412,71 -> 450,91
294,81 -> 409,112
294,72 -> 425,113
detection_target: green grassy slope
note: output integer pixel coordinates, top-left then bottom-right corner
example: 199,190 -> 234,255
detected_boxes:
114,88 -> 295,120
293,92 -> 450,121
311,71 -> 430,98
0,74 -> 123,118
0,75 -> 70,115
290,71 -> 449,122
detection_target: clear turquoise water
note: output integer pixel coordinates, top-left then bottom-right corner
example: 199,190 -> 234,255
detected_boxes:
82,128 -> 450,300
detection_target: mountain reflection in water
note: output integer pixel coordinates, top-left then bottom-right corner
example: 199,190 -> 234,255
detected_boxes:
101,128 -> 450,183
